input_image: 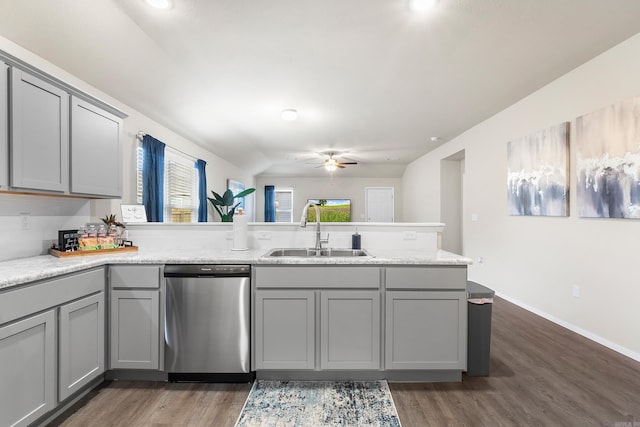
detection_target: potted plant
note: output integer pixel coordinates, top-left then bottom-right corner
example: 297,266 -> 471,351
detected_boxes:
101,213 -> 126,229
100,214 -> 127,247
208,188 -> 256,222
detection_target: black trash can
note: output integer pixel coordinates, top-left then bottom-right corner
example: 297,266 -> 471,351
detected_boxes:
467,281 -> 495,376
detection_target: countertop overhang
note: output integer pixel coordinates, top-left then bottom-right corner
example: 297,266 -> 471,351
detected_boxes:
0,248 -> 472,290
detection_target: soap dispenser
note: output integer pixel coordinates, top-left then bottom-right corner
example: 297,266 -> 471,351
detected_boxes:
351,228 -> 361,250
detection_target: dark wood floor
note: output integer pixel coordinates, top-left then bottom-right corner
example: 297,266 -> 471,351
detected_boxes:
52,297 -> 640,426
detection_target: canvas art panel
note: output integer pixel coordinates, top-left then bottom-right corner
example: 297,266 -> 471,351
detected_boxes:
507,123 -> 570,216
576,96 -> 640,218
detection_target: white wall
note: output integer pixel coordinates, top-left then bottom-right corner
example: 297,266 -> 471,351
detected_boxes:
0,36 -> 254,261
254,176 -> 403,223
403,32 -> 640,359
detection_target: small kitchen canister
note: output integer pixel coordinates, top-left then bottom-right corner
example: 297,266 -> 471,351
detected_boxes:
351,228 -> 361,250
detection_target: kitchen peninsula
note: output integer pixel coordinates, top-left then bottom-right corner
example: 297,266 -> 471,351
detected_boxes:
0,222 -> 471,427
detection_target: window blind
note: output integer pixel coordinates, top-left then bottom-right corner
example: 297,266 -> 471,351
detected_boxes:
275,189 -> 293,223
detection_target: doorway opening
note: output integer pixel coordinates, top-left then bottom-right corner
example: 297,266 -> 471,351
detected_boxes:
440,150 -> 465,254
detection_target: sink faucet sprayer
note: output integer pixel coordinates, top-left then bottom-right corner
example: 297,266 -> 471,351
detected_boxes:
300,202 -> 329,251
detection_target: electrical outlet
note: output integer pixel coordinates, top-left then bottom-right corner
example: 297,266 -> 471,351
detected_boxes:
572,285 -> 580,298
257,231 -> 272,240
226,231 -> 233,240
403,231 -> 417,240
20,212 -> 31,230
477,256 -> 485,265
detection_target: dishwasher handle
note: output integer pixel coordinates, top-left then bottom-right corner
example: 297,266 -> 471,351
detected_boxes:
164,264 -> 250,277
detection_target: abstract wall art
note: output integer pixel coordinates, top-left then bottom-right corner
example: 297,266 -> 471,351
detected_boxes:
576,96 -> 640,218
507,122 -> 569,216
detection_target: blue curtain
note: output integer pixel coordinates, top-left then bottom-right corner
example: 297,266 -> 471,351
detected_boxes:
142,135 -> 165,222
265,185 -> 276,222
196,159 -> 207,222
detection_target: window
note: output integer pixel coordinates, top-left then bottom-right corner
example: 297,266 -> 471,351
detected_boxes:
275,189 -> 293,222
137,143 -> 199,223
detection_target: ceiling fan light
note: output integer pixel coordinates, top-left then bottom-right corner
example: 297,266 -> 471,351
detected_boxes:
281,109 -> 298,121
325,163 -> 337,172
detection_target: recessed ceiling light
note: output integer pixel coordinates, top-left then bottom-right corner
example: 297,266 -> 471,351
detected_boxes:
281,109 -> 299,121
145,0 -> 173,10
409,0 -> 436,11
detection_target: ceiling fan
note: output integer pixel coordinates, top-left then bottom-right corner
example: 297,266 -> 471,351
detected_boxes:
316,152 -> 358,171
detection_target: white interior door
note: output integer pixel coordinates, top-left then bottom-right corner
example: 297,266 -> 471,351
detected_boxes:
365,187 -> 394,222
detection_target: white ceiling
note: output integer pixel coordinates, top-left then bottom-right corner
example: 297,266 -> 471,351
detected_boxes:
1,0 -> 640,178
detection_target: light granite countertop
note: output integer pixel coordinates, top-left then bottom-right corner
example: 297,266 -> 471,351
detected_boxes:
0,247 -> 472,290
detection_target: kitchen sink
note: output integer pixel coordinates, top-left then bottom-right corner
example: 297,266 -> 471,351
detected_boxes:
264,248 -> 373,258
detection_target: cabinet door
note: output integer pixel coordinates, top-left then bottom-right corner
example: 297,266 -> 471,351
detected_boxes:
0,62 -> 7,190
0,310 -> 56,427
10,68 -> 69,192
255,290 -> 315,369
59,292 -> 105,401
110,290 -> 159,370
70,96 -> 122,197
321,291 -> 380,370
385,291 -> 466,370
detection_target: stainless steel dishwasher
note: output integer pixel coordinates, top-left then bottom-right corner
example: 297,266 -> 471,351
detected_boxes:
164,264 -> 253,382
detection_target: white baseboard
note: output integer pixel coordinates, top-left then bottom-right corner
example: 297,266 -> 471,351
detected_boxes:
496,292 -> 640,363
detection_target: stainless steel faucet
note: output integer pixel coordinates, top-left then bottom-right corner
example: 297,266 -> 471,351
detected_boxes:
300,202 -> 329,251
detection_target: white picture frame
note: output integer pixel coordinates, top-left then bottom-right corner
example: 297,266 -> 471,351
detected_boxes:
120,204 -> 148,223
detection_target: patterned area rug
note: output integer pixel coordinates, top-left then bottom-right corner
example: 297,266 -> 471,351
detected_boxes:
235,380 -> 402,427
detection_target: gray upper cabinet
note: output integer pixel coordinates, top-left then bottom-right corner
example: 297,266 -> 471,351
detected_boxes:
10,68 -> 69,193
70,96 -> 122,197
0,61 -> 7,190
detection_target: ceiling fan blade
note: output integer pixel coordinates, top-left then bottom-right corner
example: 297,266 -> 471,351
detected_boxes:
336,164 -> 346,168
337,162 -> 358,165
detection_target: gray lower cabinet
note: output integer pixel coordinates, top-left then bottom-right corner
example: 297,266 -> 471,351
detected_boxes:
0,310 -> 56,427
385,265 -> 467,370
255,290 -> 315,369
0,61 -> 8,190
10,67 -> 69,193
59,292 -> 105,401
110,290 -> 160,369
109,265 -> 162,370
70,96 -> 122,197
254,266 -> 382,372
385,291 -> 466,370
321,291 -> 380,370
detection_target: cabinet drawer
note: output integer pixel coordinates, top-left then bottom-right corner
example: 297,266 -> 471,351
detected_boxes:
110,265 -> 161,289
255,266 -> 380,289
386,266 -> 466,290
0,267 -> 104,326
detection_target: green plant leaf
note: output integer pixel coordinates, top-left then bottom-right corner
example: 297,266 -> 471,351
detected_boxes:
234,188 -> 256,199
222,189 -> 234,206
210,190 -> 225,204
207,197 -> 223,207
